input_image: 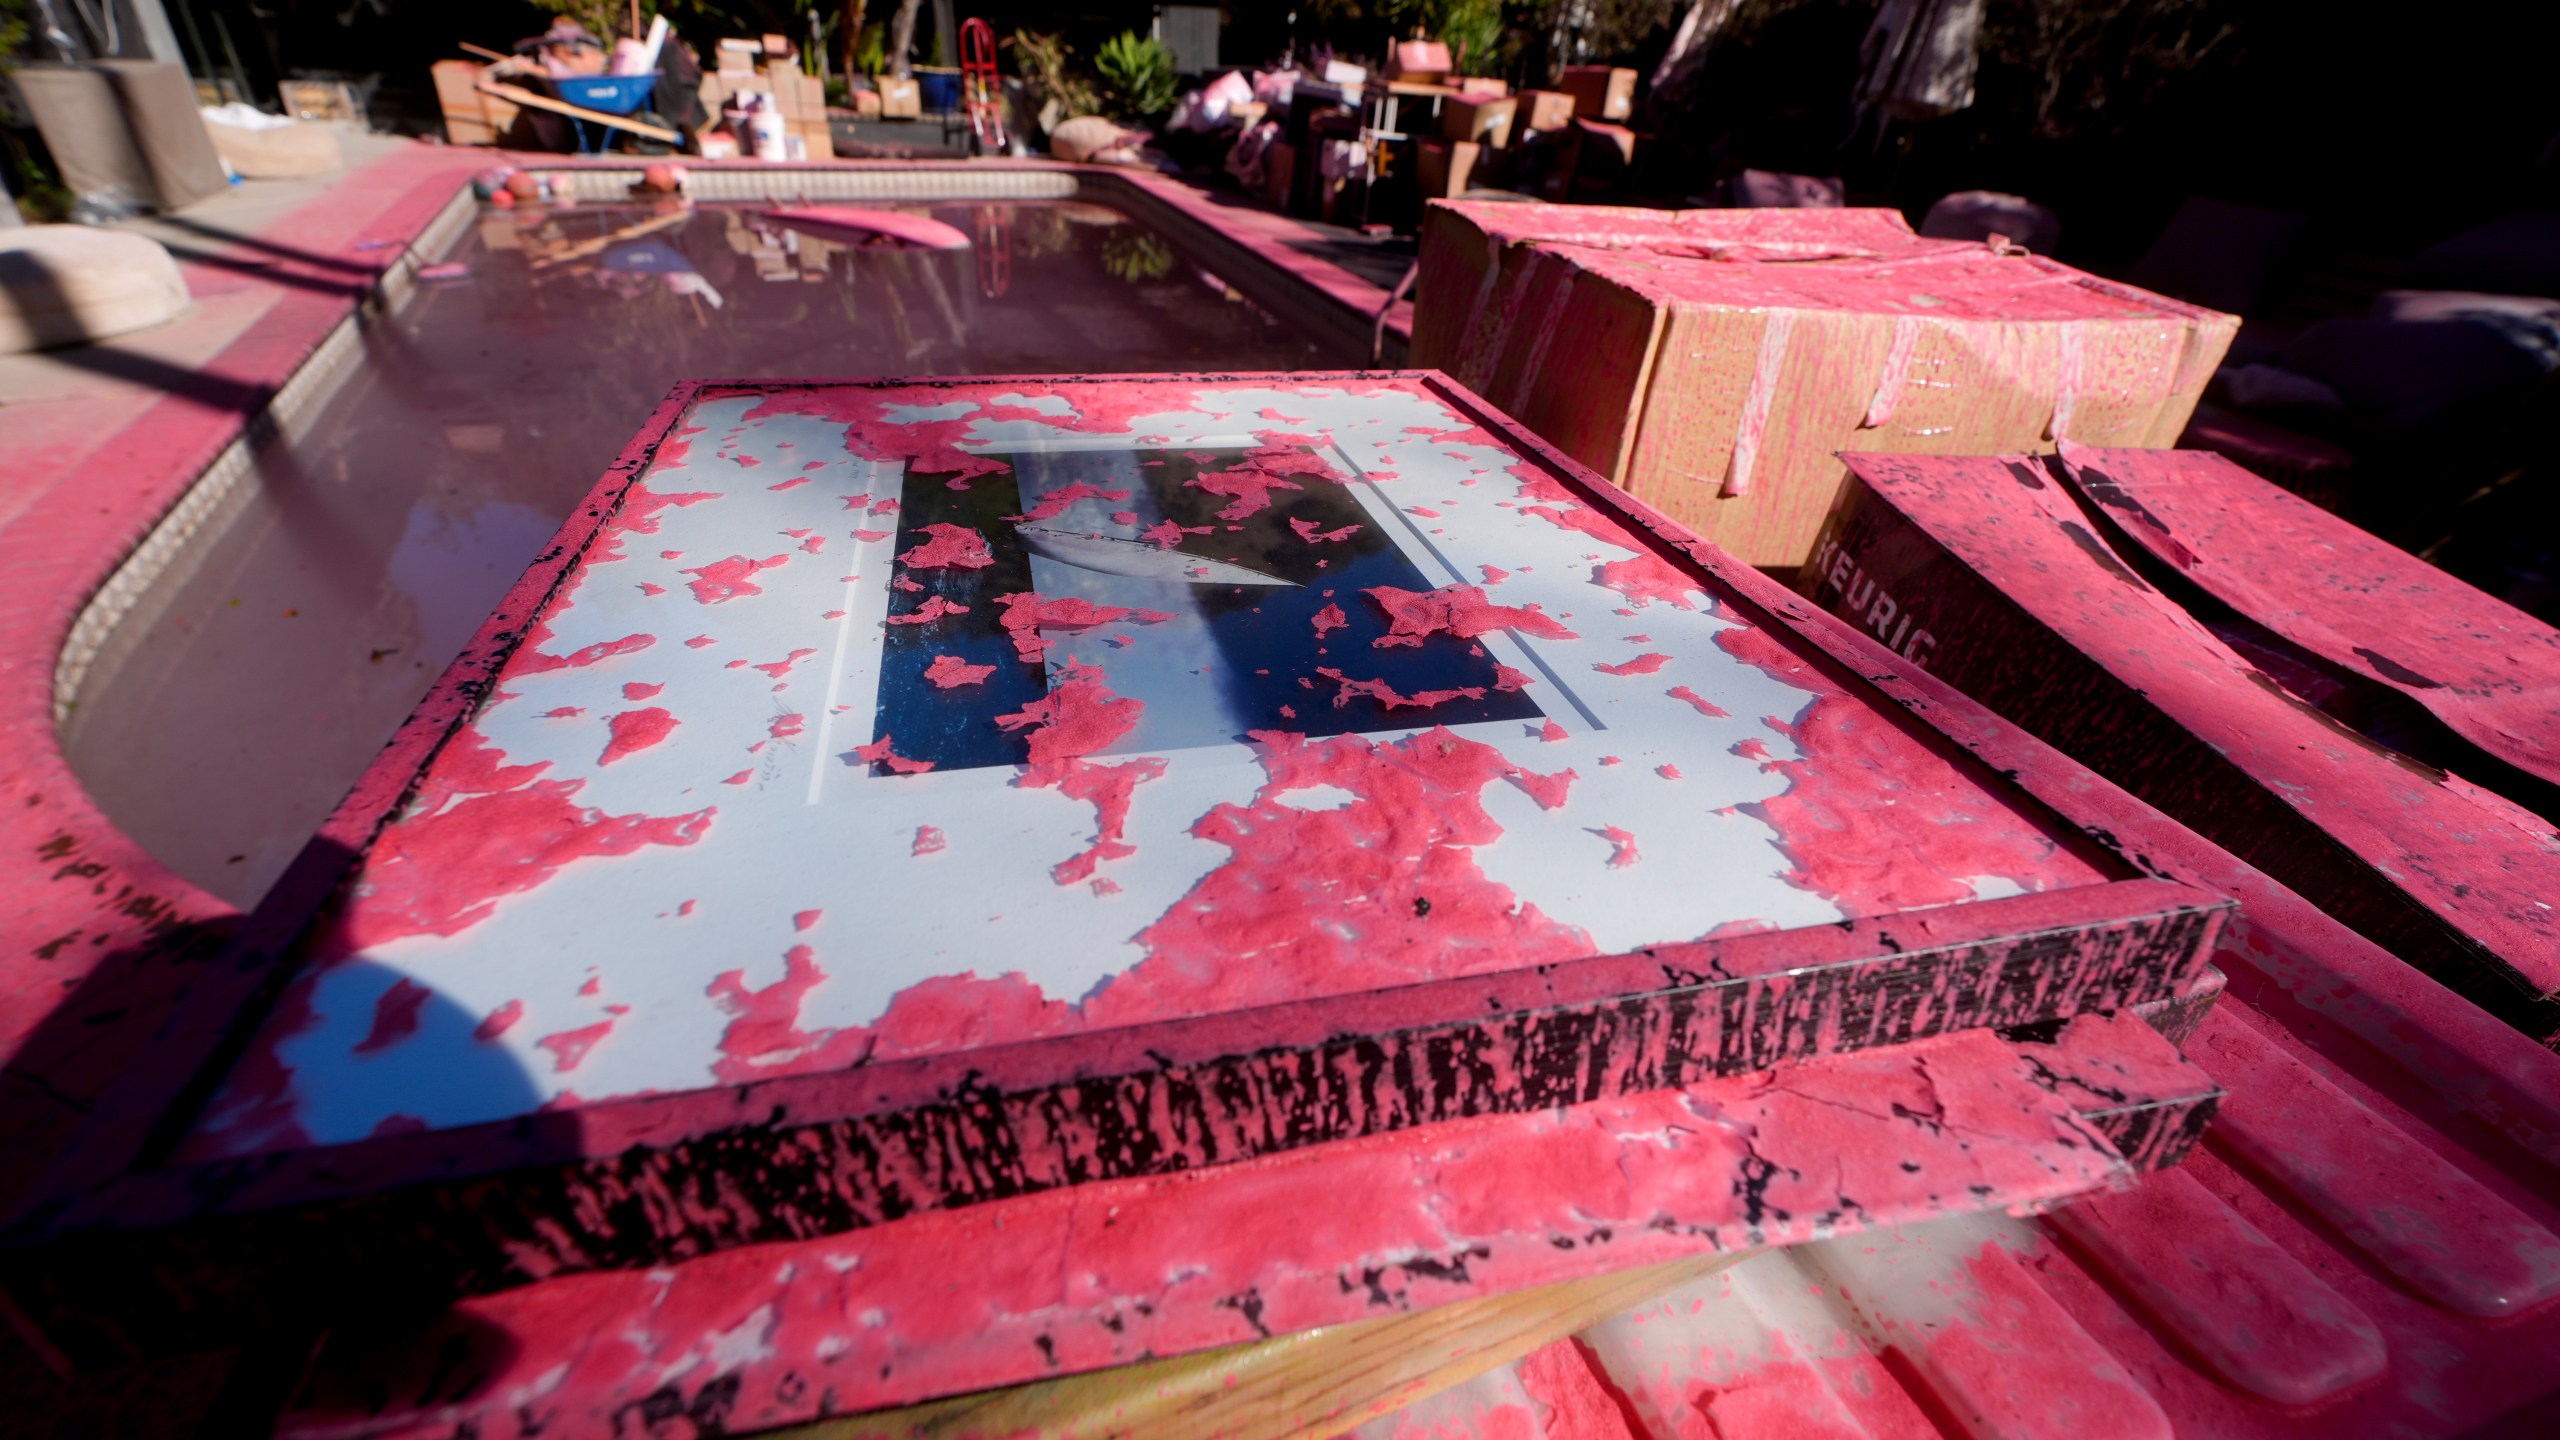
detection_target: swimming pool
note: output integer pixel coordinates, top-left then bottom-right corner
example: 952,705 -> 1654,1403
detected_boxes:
59,185 -> 1365,908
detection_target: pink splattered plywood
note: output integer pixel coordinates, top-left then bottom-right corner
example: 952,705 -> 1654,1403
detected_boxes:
2,375 -> 2226,1366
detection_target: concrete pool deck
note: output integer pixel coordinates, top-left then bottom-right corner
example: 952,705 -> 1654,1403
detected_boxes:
0,140 -> 1418,1228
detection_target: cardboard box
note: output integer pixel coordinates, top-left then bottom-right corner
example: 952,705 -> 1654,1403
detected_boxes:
791,116 -> 834,160
1561,118 -> 1637,202
1454,76 -> 1509,98
278,78 -> 364,125
1558,65 -> 1636,121
848,86 -> 883,119
1440,94 -> 1515,149
876,75 -> 920,119
430,60 -> 512,146
1515,89 -> 1576,136
1409,202 -> 2236,566
716,38 -> 760,76
1416,138 -> 1482,200
1386,40 -> 1450,83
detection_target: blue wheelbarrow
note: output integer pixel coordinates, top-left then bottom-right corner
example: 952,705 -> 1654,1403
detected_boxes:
544,74 -> 672,154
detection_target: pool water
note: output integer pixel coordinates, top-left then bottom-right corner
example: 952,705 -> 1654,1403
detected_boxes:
61,198 -> 1359,908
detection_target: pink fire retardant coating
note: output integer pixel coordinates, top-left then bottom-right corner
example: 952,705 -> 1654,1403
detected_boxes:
1141,519 -> 1213,548
1508,766 -> 1577,811
681,553 -> 790,604
912,826 -> 946,857
850,736 -> 935,775
2057,443 -> 2560,789
1291,518 -> 1361,543
994,592 -> 1173,664
897,523 -> 995,571
1315,669 -> 1487,711
1311,603 -> 1348,640
1365,583 -> 1576,649
1593,652 -> 1671,676
1599,826 -> 1641,868
761,206 -> 971,251
1005,483 -> 1131,523
597,707 -> 677,766
1515,1338 -> 1643,1440
352,978 -> 430,1055
922,654 -> 996,689
1667,685 -> 1729,718
881,596 -> 969,626
276,1024 -> 2147,1438
1713,625 -> 2107,914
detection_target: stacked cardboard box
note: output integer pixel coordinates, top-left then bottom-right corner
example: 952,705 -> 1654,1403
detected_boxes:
1557,66 -> 1636,121
764,58 -> 833,159
430,60 -> 516,146
1410,201 -> 2236,567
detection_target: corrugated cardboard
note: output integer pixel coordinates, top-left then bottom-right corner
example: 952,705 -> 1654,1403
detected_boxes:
1514,89 -> 1576,136
432,60 -> 513,145
1440,94 -> 1514,148
1557,66 -> 1636,121
877,76 -> 920,119
1411,202 -> 2236,567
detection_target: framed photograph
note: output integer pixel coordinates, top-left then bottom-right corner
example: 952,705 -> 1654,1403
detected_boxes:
2,374 -> 2224,1361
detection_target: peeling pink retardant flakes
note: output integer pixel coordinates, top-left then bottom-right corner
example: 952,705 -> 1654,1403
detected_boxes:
599,707 -> 678,766
1007,482 -> 1132,523
288,729 -> 713,972
850,528 -> 893,543
587,481 -> 717,565
768,713 -> 806,742
994,661 -> 1168,884
994,592 -> 1173,663
1659,764 -> 1683,780
1290,518 -> 1361,543
1600,826 -> 1642,868
540,706 -> 584,719
752,647 -> 819,679
1316,668 -> 1486,711
722,769 -> 754,785
1481,564 -> 1509,585
1110,727 -> 1589,1022
923,653 -> 997,688
1312,603 -> 1348,640
1141,518 -> 1212,549
685,635 -> 717,649
852,735 -> 935,774
1714,625 -> 2106,912
1669,684 -> 1730,718
1594,652 -> 1671,676
683,553 -> 789,603
353,978 -> 431,1054
1510,765 -> 1578,811
1493,664 -> 1534,692
883,596 -> 970,626
1539,719 -> 1569,741
1188,465 -> 1303,520
1407,506 -> 1442,518
899,522 -> 995,570
912,825 -> 946,857
473,999 -> 524,1042
511,631 -> 653,677
1366,584 -> 1576,648
638,582 -> 665,597
767,476 -> 809,491
621,682 -> 663,701
793,909 -> 822,932
1735,737 -> 1773,762
1110,510 -> 1139,526
1517,1339 -> 1643,1440
1597,554 -> 1703,610
536,1017 -> 616,1072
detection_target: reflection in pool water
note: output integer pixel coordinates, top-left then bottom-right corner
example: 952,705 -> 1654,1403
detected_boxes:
62,198 -> 1358,908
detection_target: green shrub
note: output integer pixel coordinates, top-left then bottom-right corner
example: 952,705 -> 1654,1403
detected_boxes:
1095,31 -> 1177,121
